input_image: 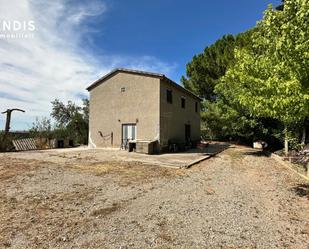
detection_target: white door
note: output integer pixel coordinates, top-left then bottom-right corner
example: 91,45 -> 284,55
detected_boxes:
122,124 -> 136,144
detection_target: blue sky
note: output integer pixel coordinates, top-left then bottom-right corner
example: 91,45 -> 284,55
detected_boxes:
86,0 -> 280,81
0,0 -> 280,130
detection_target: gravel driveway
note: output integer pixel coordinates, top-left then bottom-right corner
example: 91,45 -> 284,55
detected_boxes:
0,145 -> 308,248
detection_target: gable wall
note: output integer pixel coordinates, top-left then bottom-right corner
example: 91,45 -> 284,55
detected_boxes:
89,72 -> 160,148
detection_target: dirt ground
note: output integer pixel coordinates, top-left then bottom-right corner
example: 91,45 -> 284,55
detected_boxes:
4,143 -> 228,168
0,145 -> 308,249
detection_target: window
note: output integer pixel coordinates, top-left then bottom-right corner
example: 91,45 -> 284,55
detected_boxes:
121,87 -> 126,92
195,102 -> 198,112
166,89 -> 173,103
181,97 -> 186,109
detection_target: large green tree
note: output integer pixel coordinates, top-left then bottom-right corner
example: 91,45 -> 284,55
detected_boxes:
181,34 -> 236,101
51,99 -> 89,144
181,31 -> 254,101
217,0 -> 309,154
182,31 -> 267,141
201,99 -> 266,141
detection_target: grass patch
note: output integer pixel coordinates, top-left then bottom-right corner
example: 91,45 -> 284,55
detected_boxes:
70,161 -> 184,186
0,157 -> 42,180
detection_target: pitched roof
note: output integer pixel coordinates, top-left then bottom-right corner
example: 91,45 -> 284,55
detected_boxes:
86,68 -> 202,101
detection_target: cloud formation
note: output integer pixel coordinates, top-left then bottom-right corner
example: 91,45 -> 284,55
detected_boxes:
0,0 -> 176,130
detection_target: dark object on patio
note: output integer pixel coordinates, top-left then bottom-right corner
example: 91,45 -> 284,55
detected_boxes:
57,140 -> 64,148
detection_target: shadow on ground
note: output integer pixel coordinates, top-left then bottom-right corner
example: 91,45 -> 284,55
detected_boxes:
242,151 -> 271,157
184,142 -> 230,156
291,184 -> 309,199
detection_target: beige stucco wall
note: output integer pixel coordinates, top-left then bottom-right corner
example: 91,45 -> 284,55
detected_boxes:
159,79 -> 201,148
89,72 -> 160,148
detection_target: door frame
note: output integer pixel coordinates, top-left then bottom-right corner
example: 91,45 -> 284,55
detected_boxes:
185,124 -> 191,144
121,123 -> 137,146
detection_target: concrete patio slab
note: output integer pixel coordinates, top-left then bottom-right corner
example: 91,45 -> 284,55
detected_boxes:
2,142 -> 230,169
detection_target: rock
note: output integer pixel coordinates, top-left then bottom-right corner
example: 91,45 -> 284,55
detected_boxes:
61,236 -> 69,242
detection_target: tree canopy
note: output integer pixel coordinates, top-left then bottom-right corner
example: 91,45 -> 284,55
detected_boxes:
181,35 -> 236,101
182,0 -> 308,151
181,30 -> 265,142
216,0 -> 309,152
50,99 -> 89,144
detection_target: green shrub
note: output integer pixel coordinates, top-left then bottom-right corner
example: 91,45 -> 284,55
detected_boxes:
0,132 -> 14,152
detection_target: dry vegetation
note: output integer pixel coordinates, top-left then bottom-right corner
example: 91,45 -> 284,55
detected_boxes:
0,146 -> 308,248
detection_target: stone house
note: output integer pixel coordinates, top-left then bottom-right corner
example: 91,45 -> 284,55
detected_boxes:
87,68 -> 201,153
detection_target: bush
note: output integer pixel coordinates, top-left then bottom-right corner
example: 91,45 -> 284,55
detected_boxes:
0,132 -> 14,152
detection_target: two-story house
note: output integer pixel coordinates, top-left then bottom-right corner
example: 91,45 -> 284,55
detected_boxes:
87,68 -> 201,153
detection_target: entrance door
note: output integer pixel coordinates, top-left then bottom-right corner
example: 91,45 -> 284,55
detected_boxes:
185,124 -> 191,144
122,124 -> 136,147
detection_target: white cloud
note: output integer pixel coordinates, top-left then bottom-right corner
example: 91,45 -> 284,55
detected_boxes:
0,0 -> 176,130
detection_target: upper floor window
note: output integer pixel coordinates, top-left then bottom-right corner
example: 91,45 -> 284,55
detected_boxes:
195,102 -> 198,112
166,89 -> 173,104
181,97 -> 186,109
121,87 -> 126,92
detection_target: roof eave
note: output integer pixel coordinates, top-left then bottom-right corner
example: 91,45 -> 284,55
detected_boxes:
162,76 -> 202,101
86,68 -> 202,101
86,68 -> 164,91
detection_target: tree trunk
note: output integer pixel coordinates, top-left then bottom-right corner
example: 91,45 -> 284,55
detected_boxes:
1,109 -> 25,151
301,126 -> 306,145
1,110 -> 12,145
4,111 -> 12,134
2,109 -> 25,135
284,125 -> 289,156
301,121 -> 306,145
